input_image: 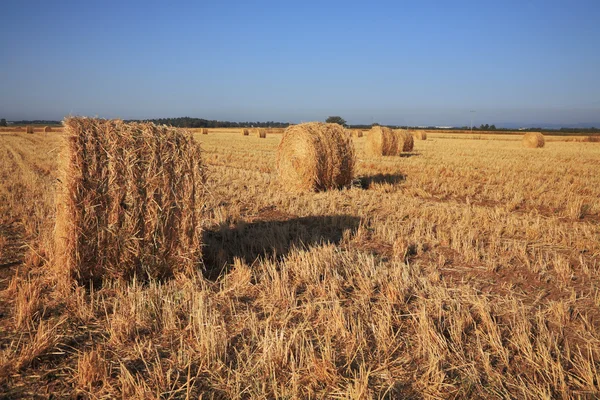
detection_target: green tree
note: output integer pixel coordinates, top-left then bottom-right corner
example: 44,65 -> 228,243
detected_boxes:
0,119 -> 6,127
326,116 -> 346,126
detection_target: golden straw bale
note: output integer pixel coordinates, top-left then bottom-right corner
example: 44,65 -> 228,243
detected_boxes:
54,118 -> 206,286
522,132 -> 545,148
201,128 -> 208,135
26,125 -> 34,134
277,122 -> 355,192
414,131 -> 427,140
354,129 -> 363,138
365,126 -> 398,156
257,129 -> 266,138
397,130 -> 414,152
43,126 -> 52,133
242,128 -> 249,136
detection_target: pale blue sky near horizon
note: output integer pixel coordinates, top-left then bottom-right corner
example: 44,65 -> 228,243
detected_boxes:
1,0 -> 599,127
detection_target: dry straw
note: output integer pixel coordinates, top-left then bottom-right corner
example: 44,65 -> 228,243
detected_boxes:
43,126 -> 52,133
414,130 -> 427,140
54,117 -> 206,286
26,125 -> 34,134
242,128 -> 249,136
277,122 -> 355,191
201,128 -> 209,135
257,129 -> 266,138
365,126 -> 398,156
354,129 -> 363,138
522,132 -> 545,148
398,130 -> 414,152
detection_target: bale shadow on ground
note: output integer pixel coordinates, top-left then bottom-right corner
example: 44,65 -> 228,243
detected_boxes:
358,173 -> 406,189
202,214 -> 361,280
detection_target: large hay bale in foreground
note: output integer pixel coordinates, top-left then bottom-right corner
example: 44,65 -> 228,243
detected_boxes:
54,118 -> 206,286
242,128 -> 249,136
201,128 -> 208,135
26,125 -> 34,134
414,131 -> 427,140
365,126 -> 398,156
522,132 -> 545,148
257,129 -> 266,138
277,122 -> 355,191
398,130 -> 414,152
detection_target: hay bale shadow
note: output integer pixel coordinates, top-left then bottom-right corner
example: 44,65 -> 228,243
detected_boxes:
358,173 -> 405,189
202,214 -> 361,280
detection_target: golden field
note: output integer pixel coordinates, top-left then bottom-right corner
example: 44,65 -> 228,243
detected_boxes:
0,127 -> 599,398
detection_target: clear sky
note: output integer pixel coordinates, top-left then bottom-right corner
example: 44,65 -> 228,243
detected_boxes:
1,0 -> 599,127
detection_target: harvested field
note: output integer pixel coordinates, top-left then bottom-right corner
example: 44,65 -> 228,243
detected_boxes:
1,130 -> 600,398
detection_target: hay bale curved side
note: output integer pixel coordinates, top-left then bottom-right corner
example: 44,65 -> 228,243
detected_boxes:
414,131 -> 427,140
365,126 -> 398,156
54,118 -> 206,286
522,132 -> 545,148
277,122 -> 355,191
43,126 -> 52,133
397,130 -> 414,152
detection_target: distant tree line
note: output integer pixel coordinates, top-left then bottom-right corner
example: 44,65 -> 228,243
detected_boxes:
132,117 -> 290,128
9,120 -> 60,125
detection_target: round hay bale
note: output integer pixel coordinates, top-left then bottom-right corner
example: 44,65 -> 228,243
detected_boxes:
354,129 -> 363,138
26,125 -> 34,134
242,128 -> 249,136
414,131 -> 427,140
257,129 -> 266,138
397,130 -> 414,152
522,132 -> 545,148
43,126 -> 52,133
201,128 -> 209,135
277,122 -> 356,192
54,117 -> 206,286
365,126 -> 399,156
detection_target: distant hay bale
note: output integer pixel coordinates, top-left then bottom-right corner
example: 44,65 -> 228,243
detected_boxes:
354,129 -> 363,138
414,131 -> 427,140
522,132 -> 545,148
257,129 -> 266,138
201,128 -> 208,135
365,126 -> 398,156
43,126 -> 52,133
277,122 -> 355,191
26,125 -> 34,134
15,126 -> 23,131
398,130 -> 414,152
54,117 -> 206,286
242,128 -> 249,136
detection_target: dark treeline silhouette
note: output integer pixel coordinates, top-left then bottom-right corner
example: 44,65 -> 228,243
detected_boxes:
131,117 -> 290,128
5,117 -> 600,134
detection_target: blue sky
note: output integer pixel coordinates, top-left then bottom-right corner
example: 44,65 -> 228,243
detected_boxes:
1,0 -> 599,127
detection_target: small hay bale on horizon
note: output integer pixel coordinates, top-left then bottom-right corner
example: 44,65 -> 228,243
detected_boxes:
54,117 -> 206,287
44,126 -> 52,133
257,129 -> 266,138
277,122 -> 355,192
201,128 -> 209,135
242,128 -> 249,136
26,125 -> 34,134
522,132 -> 545,148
